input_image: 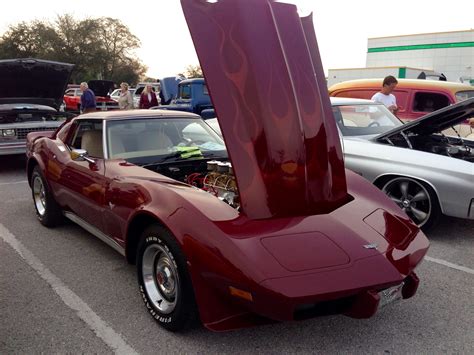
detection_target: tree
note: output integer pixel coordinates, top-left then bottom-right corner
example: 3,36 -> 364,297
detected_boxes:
93,17 -> 142,82
0,15 -> 146,85
184,64 -> 203,78
141,76 -> 158,83
0,21 -> 60,59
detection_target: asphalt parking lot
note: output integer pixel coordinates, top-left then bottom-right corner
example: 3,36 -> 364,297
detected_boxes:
0,154 -> 473,354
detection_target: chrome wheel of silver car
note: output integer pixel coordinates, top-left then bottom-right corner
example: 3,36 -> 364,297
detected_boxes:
33,175 -> 46,217
382,177 -> 431,228
142,243 -> 179,314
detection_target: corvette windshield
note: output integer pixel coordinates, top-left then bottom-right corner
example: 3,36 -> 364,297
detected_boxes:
106,117 -> 227,161
333,104 -> 403,136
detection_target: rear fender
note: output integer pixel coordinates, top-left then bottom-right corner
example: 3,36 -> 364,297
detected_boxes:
26,153 -> 48,187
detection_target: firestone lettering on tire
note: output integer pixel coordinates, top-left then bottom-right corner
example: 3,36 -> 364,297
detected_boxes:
140,279 -> 173,323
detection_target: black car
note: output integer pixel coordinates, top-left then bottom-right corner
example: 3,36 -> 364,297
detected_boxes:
0,58 -> 74,155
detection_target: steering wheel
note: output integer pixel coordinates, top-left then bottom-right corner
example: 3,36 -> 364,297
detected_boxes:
368,121 -> 380,128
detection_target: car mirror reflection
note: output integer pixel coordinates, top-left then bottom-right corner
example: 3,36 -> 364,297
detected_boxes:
70,148 -> 95,163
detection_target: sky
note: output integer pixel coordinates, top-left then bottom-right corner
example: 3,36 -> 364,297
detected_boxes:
1,0 -> 473,78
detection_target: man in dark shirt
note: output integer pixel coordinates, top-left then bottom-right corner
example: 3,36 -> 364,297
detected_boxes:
80,82 -> 96,113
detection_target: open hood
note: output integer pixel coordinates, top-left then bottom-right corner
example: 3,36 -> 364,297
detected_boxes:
377,98 -> 474,141
181,0 -> 349,219
159,76 -> 183,104
0,58 -> 74,110
88,80 -> 115,97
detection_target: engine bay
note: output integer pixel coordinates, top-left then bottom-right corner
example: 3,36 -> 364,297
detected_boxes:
0,111 -> 65,124
144,158 -> 240,210
381,131 -> 474,162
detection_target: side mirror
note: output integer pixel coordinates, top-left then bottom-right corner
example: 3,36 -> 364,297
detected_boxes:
71,148 -> 95,164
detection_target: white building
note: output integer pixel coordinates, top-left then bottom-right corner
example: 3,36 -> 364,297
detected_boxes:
328,29 -> 474,87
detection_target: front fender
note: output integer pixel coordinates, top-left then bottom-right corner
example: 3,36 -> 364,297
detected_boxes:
122,181 -> 251,330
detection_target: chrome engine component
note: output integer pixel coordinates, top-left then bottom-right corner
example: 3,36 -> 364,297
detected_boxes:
204,160 -> 240,209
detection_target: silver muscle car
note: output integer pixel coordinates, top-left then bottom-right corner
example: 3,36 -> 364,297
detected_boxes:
332,97 -> 474,230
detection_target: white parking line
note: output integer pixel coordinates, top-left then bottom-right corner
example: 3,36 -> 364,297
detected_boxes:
0,180 -> 28,186
0,223 -> 138,355
425,256 -> 474,275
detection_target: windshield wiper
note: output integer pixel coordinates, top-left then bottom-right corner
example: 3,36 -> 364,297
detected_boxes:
201,151 -> 228,159
141,149 -> 203,168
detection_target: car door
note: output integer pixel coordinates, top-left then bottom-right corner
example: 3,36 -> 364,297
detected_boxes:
59,119 -> 108,231
64,89 -> 79,111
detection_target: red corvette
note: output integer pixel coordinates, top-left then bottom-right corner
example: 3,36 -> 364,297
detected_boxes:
26,0 -> 429,332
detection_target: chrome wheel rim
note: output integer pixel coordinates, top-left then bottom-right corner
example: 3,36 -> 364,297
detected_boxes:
142,243 -> 179,314
33,176 -> 46,217
383,178 -> 431,227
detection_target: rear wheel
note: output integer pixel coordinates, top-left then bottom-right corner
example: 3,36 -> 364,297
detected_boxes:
382,177 -> 441,231
136,224 -> 197,331
31,166 -> 63,227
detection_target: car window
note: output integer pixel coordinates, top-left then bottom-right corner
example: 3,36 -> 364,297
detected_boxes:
332,104 -> 403,136
56,122 -> 72,142
334,89 -> 376,100
69,120 -> 104,158
205,118 -> 222,136
179,84 -> 192,99
413,92 -> 450,112
455,90 -> 474,102
107,117 -> 226,161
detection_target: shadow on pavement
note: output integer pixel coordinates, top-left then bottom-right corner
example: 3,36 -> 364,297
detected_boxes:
0,155 -> 26,174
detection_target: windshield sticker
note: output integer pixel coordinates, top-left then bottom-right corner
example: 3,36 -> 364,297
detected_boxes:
175,146 -> 203,159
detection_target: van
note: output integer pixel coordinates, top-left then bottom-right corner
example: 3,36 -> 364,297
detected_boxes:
328,78 -> 474,120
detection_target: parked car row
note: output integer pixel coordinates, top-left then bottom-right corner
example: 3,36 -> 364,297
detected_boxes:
63,80 -> 119,112
329,78 -> 474,125
0,58 -> 75,155
109,78 -> 213,117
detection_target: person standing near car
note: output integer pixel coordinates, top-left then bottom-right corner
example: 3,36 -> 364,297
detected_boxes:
139,84 -> 158,109
118,82 -> 134,110
79,82 -> 96,113
371,75 -> 399,115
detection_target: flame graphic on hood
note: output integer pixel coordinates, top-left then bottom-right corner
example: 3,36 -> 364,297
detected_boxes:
181,0 -> 349,219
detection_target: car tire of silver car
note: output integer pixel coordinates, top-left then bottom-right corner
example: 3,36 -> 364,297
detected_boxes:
31,166 -> 63,227
382,177 -> 441,231
137,224 -> 197,332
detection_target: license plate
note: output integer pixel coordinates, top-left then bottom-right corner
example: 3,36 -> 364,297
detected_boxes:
378,282 -> 404,308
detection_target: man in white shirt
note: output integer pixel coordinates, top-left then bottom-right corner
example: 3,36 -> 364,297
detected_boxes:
371,75 -> 399,115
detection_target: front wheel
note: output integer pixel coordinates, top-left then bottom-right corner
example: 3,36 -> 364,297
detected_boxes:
382,177 -> 441,231
31,166 -> 63,227
136,224 -> 197,332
